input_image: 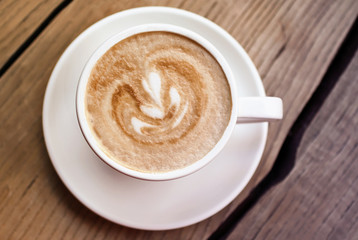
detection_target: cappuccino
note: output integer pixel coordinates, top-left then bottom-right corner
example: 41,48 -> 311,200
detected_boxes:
85,31 -> 232,173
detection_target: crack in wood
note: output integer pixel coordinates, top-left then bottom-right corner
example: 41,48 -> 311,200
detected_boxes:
20,174 -> 38,198
0,0 -> 72,78
207,16 -> 358,240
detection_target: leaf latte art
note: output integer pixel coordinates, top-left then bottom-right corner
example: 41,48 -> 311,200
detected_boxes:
85,32 -> 232,173
111,69 -> 203,144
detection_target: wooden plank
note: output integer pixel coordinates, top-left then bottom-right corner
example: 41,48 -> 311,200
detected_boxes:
0,0 -> 62,69
227,47 -> 358,240
0,0 -> 357,239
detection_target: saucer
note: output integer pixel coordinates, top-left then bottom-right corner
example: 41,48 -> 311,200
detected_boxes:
42,7 -> 267,230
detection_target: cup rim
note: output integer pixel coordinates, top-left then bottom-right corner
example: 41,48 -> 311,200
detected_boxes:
76,23 -> 238,181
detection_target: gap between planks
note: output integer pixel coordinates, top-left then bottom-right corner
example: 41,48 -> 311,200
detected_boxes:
0,0 -> 73,78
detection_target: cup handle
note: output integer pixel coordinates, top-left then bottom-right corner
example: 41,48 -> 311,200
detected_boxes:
236,97 -> 283,123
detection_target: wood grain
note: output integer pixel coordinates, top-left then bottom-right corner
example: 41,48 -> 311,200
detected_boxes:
227,47 -> 358,240
0,0 -> 357,239
0,0 -> 62,69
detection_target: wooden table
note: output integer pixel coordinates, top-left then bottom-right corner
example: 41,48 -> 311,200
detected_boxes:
1,0 -> 357,239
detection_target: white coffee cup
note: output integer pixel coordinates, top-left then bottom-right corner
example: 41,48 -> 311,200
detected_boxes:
76,24 -> 282,181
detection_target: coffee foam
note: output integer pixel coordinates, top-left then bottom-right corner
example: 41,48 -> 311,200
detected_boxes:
85,32 -> 232,173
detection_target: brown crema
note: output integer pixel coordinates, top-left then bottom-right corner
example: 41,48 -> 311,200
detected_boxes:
85,31 -> 232,173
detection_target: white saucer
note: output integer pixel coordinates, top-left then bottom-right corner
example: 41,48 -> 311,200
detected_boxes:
42,7 -> 267,230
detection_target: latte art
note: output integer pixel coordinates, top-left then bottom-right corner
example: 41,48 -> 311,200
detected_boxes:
85,32 -> 232,173
111,68 -> 202,144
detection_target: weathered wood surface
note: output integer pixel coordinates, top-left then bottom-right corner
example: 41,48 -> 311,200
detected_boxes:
228,47 -> 358,240
0,0 -> 357,239
0,0 -> 62,69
